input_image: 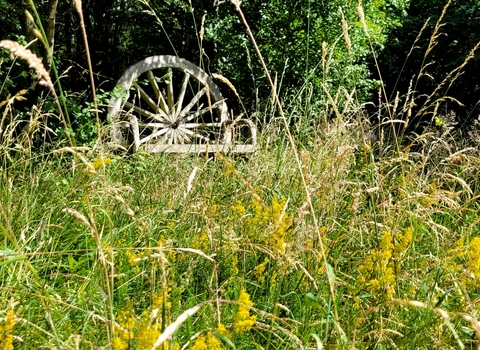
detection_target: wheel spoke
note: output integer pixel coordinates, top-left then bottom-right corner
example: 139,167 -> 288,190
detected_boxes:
138,122 -> 168,128
124,101 -> 166,122
182,123 -> 207,128
181,128 -> 211,142
139,127 -> 169,145
167,68 -> 174,112
174,129 -> 184,144
182,100 -> 225,123
132,83 -> 164,115
176,72 -> 190,116
177,87 -> 206,120
182,122 -> 223,128
147,70 -> 169,114
167,129 -> 175,145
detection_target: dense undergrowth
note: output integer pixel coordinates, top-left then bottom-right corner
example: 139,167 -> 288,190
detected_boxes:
2,112 -> 480,349
2,0 -> 480,349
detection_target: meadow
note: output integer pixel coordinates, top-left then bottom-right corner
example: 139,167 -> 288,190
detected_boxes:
2,0 -> 480,349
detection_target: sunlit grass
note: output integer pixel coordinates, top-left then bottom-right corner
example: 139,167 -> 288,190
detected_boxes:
2,1 -> 480,348
1,111 -> 480,349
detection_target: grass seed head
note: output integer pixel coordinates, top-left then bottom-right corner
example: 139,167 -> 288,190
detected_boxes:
0,40 -> 53,91
340,7 -> 351,51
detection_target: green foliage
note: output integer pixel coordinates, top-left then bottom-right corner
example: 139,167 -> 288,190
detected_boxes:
0,0 -> 21,40
47,89 -> 119,145
206,0 -> 410,112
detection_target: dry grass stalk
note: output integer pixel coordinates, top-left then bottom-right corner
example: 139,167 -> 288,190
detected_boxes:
0,90 -> 27,139
204,84 -> 212,116
62,208 -> 95,236
391,298 -> 480,349
357,1 -> 367,35
73,0 -> 82,13
402,79 -> 414,129
424,0 -> 452,58
416,40 -> 480,118
0,40 -> 53,91
392,91 -> 400,117
321,41 -> 328,72
172,248 -> 216,262
0,40 -> 73,146
199,14 -> 206,42
216,151 -> 263,204
184,166 -> 200,199
400,17 -> 430,84
24,10 -> 35,26
254,321 -> 303,348
151,304 -> 202,349
229,0 -> 344,339
212,73 -> 240,100
340,7 -> 351,51
322,83 -> 341,119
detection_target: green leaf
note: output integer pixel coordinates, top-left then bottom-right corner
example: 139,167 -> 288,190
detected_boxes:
212,332 -> 236,349
305,292 -> 317,303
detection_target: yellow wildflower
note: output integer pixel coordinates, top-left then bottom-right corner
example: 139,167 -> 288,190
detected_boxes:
234,290 -> 257,333
192,229 -> 209,251
230,200 -> 246,219
114,300 -> 135,347
224,163 -> 234,177
466,237 -> 480,285
191,332 -> 225,350
254,258 -> 269,283
393,227 -> 413,260
167,220 -> 175,230
206,203 -> 217,218
244,195 -> 293,252
0,310 -> 15,350
216,323 -> 231,338
251,198 -> 268,227
227,253 -> 239,276
125,249 -> 142,273
86,156 -> 112,176
152,288 -> 172,312
92,156 -> 112,169
269,270 -> 278,293
112,336 -> 128,350
137,315 -> 161,349
357,230 -> 400,300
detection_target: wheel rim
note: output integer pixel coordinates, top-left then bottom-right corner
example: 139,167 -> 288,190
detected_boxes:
109,55 -> 229,150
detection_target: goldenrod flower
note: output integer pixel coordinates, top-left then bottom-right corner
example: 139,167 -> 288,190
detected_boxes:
192,229 -> 209,251
243,195 -> 293,252
86,156 -> 112,176
112,336 -> 128,350
191,332 -> 225,350
216,323 -> 231,338
114,301 -> 135,348
234,290 -> 256,333
0,310 -> 15,350
466,237 -> 480,285
230,200 -> 246,219
92,156 -> 112,169
357,229 -> 412,300
152,289 -> 172,311
254,258 -> 269,282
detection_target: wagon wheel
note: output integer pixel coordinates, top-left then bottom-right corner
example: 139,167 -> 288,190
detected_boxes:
109,55 -> 229,152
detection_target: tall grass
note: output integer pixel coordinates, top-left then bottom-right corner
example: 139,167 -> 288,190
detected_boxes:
1,1 -> 480,349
